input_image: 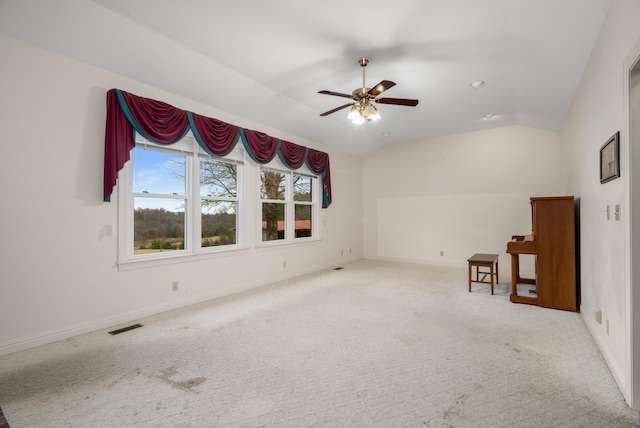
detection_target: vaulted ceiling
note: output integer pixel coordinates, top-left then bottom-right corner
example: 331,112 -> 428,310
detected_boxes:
0,0 -> 611,156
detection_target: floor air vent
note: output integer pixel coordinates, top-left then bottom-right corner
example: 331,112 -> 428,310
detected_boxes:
108,323 -> 143,335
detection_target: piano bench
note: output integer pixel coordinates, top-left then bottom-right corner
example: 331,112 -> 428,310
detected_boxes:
467,253 -> 499,295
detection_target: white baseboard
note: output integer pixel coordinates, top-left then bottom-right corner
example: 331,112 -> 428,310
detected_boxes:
0,259 -> 354,357
581,310 -> 628,403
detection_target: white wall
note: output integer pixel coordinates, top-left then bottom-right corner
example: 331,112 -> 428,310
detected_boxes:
363,125 -> 562,277
0,34 -> 363,355
560,0 -> 640,406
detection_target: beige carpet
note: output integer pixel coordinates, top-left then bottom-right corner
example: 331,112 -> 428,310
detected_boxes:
0,260 -> 638,427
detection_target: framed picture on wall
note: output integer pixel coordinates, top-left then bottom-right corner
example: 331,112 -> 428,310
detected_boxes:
600,131 -> 620,184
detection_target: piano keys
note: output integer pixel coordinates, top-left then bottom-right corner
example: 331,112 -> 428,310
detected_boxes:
506,196 -> 578,312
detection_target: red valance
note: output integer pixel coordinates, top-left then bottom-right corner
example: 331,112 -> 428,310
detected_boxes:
118,90 -> 190,143
278,140 -> 307,169
306,149 -> 332,208
103,90 -> 135,203
104,89 -> 332,207
189,112 -> 240,157
241,129 -> 279,164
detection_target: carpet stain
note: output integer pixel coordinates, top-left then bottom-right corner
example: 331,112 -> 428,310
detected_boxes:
104,367 -> 142,391
398,333 -> 421,346
154,366 -> 207,392
174,377 -> 207,390
442,393 -> 469,423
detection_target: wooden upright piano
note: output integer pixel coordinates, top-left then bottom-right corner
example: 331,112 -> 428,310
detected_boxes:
506,196 -> 578,312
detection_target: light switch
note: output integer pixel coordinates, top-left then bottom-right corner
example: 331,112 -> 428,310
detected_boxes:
606,205 -> 610,220
615,204 -> 621,221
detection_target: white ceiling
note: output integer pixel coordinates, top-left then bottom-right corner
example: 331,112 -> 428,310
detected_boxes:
0,0 -> 611,157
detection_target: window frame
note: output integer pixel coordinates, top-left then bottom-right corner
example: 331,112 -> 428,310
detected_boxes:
197,154 -> 242,250
116,133 -> 322,270
258,161 -> 320,247
117,132 -> 244,268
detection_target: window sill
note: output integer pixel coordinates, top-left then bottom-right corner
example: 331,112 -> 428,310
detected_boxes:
255,237 -> 321,251
117,246 -> 252,271
117,238 -> 322,271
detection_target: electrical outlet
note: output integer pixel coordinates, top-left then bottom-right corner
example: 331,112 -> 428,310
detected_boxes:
283,261 -> 287,268
341,250 -> 344,256
440,250 -> 444,256
172,281 -> 179,292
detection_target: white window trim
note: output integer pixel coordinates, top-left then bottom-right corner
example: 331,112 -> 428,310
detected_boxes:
116,134 -> 322,270
117,133 -> 245,269
257,162 -> 321,248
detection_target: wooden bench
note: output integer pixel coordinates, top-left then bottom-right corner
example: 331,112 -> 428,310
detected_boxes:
467,253 -> 499,295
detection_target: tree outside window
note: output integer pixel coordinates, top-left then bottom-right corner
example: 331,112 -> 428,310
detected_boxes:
200,158 -> 238,247
260,168 -> 315,242
260,169 -> 286,241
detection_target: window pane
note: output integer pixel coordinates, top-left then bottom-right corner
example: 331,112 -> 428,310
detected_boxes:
294,175 -> 312,202
132,148 -> 185,195
133,198 -> 185,255
260,170 -> 286,200
262,202 -> 285,241
200,159 -> 237,198
295,204 -> 312,238
201,200 -> 237,247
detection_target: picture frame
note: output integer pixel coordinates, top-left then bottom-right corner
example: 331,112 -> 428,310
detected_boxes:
600,131 -> 620,184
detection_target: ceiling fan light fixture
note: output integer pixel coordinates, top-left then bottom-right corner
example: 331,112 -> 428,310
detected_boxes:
347,105 -> 361,121
350,112 -> 366,125
348,105 -> 366,124
362,103 -> 380,121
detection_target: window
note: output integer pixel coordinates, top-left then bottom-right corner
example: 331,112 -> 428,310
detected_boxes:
118,132 -> 320,266
105,89 -> 333,264
132,147 -> 188,254
199,157 -> 239,248
260,165 -> 318,243
120,132 -> 242,262
293,174 -> 313,238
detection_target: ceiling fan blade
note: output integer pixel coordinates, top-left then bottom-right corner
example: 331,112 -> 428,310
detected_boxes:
367,80 -> 396,97
376,97 -> 419,107
318,90 -> 354,99
319,103 -> 354,116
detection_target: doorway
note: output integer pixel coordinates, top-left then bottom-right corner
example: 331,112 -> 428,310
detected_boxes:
629,53 -> 640,409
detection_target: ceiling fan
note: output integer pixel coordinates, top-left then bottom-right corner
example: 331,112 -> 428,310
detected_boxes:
318,58 -> 419,124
